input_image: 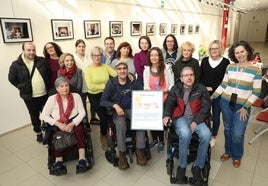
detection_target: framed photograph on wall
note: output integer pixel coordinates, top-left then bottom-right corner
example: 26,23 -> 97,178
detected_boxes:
171,24 -> 178,35
51,19 -> 74,40
0,17 -> 33,43
180,24 -> 186,35
84,20 -> 101,39
159,23 -> 167,36
146,23 -> 155,36
195,25 -> 200,34
188,24 -> 193,34
130,21 -> 142,36
109,21 -> 123,37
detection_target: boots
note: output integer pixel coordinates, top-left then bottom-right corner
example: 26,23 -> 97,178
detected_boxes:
189,166 -> 204,186
100,135 -> 108,151
119,151 -> 129,170
136,148 -> 147,166
175,166 -> 188,184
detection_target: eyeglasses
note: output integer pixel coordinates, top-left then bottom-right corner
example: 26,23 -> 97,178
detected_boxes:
92,54 -> 102,58
116,67 -> 127,70
46,46 -> 54,50
210,48 -> 219,51
181,73 -> 194,78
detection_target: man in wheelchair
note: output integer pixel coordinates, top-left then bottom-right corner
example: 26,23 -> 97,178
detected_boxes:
40,77 -> 89,175
163,67 -> 211,185
100,61 -> 147,170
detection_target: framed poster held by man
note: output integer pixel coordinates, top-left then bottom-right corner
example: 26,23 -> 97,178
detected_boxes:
131,90 -> 163,130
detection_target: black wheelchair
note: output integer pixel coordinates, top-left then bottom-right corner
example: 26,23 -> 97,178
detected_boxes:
104,108 -> 151,167
41,122 -> 94,176
166,122 -> 211,186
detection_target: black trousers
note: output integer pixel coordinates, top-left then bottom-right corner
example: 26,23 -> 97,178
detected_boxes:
88,92 -> 107,135
81,92 -> 97,123
23,94 -> 48,133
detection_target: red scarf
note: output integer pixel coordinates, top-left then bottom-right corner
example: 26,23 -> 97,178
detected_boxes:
56,93 -> 74,123
59,65 -> 77,79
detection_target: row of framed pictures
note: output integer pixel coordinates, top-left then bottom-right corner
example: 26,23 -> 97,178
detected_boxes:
0,17 -> 200,43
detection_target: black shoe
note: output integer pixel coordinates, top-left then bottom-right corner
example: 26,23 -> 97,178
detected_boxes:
53,161 -> 67,176
76,159 -> 88,174
90,118 -> 100,125
36,133 -> 43,143
174,166 -> 188,184
189,166 -> 204,186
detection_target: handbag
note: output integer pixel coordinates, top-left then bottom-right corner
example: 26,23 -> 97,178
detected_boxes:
52,131 -> 77,151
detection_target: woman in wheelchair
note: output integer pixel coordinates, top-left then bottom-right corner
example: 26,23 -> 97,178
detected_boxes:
163,67 -> 211,185
40,77 -> 88,175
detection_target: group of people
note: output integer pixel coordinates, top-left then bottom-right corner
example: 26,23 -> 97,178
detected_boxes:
8,35 -> 262,181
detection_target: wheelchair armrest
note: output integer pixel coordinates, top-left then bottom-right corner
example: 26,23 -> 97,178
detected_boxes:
106,107 -> 114,116
40,122 -> 50,131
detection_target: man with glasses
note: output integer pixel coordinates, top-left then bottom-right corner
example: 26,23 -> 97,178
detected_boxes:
163,66 -> 211,185
100,61 -> 147,170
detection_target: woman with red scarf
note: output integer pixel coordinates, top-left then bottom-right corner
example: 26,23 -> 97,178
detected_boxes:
57,53 -> 82,94
40,77 -> 87,175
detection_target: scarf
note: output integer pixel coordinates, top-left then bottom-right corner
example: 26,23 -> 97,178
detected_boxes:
56,93 -> 74,123
59,64 -> 77,79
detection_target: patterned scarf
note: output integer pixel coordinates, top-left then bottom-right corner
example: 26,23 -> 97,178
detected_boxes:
59,64 -> 77,79
56,93 -> 74,123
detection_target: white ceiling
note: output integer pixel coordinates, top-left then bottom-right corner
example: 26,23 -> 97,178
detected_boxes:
234,0 -> 268,11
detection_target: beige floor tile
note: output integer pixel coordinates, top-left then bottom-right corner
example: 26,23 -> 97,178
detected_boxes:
19,173 -> 54,186
0,163 -> 38,186
214,165 -> 253,186
0,153 -> 25,175
255,158 -> 268,178
251,174 -> 268,186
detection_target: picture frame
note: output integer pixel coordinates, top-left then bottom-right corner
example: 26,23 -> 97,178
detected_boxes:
0,17 -> 33,43
130,21 -> 142,36
188,24 -> 193,34
84,20 -> 101,39
195,25 -> 200,34
180,24 -> 186,35
159,23 -> 167,36
146,23 -> 156,36
51,19 -> 74,40
109,21 -> 123,37
171,24 -> 178,35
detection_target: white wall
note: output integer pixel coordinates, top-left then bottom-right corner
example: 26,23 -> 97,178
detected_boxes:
238,10 -> 268,42
0,0 -> 238,134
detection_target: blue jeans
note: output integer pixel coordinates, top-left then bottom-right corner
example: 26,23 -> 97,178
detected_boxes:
174,116 -> 211,168
220,99 -> 251,160
211,96 -> 221,137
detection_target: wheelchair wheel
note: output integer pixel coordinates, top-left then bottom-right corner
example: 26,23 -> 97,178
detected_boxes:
105,148 -> 118,166
85,131 -> 94,168
202,161 -> 211,184
166,158 -> 174,175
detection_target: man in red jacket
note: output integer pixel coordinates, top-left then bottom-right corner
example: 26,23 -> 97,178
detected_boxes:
163,66 -> 211,185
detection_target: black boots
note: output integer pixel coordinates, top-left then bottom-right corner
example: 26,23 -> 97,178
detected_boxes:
175,166 -> 188,184
189,166 -> 205,186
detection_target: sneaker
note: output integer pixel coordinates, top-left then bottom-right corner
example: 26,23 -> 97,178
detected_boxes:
76,159 -> 88,174
36,133 -> 43,143
149,141 -> 158,150
53,161 -> 67,176
210,138 -> 216,147
157,142 -> 164,153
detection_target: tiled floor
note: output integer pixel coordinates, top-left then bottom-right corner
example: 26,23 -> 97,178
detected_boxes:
1,42 -> 268,186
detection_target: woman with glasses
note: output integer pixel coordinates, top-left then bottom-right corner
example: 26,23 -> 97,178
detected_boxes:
43,42 -> 63,87
200,40 -> 230,147
84,46 -> 117,150
161,34 -> 180,67
173,41 -> 200,83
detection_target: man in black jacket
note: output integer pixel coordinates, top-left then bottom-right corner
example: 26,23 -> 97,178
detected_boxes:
163,66 -> 211,185
100,61 -> 147,170
8,42 -> 51,143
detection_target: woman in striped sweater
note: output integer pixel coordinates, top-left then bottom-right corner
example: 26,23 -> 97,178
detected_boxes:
212,41 -> 262,168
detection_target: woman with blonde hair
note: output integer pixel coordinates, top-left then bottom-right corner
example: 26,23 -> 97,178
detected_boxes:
200,40 -> 230,147
173,41 -> 200,83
